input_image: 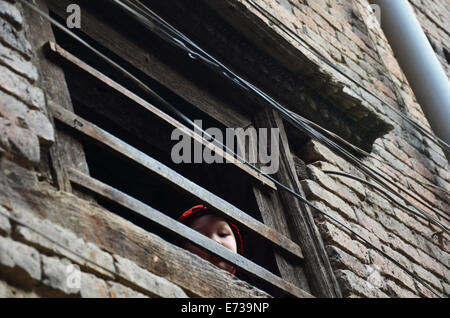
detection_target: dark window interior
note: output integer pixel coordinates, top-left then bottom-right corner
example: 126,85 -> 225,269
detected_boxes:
49,9 -> 292,296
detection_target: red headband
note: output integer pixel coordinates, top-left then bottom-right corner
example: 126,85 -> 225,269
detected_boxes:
178,205 -> 244,274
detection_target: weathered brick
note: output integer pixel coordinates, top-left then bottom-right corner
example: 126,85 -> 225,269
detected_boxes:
369,250 -> 416,292
443,282 -> 450,297
317,221 -> 369,263
410,158 -> 435,181
386,233 -> 420,263
351,222 -> 383,251
310,200 -> 350,229
301,180 -> 357,222
0,1 -> 23,30
0,236 -> 41,288
5,120 -> 40,164
415,248 -> 444,278
414,281 -> 440,298
366,192 -> 396,218
80,272 -> 109,298
306,165 -> 360,205
407,179 -> 437,206
23,110 -> 55,145
385,279 -> 419,298
0,41 -> 37,82
335,269 -> 389,298
412,263 -> 443,293
0,91 -> 54,145
377,212 -> 417,246
0,18 -> 31,58
114,254 -> 188,298
354,208 -> 390,244
0,64 -> 44,110
40,256 -> 80,297
393,208 -> 434,239
14,215 -> 115,280
311,161 -> 367,199
0,205 -> 11,236
326,245 -> 368,279
107,281 -> 148,298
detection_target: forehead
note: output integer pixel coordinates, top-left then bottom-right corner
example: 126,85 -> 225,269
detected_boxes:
188,214 -> 230,229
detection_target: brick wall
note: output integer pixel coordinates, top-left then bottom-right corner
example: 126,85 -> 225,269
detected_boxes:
0,0 -> 196,298
251,0 -> 449,297
0,0 -> 449,298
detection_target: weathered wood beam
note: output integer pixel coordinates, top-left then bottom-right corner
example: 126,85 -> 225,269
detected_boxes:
66,167 -> 312,298
254,108 -> 342,298
48,101 -> 305,262
47,41 -> 277,190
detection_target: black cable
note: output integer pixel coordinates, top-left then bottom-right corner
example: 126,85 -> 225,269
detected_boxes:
245,0 -> 450,153
17,0 -> 444,297
117,0 -> 449,224
288,109 -> 450,197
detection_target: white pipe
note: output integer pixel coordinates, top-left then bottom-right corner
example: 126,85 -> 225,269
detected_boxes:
369,0 -> 450,148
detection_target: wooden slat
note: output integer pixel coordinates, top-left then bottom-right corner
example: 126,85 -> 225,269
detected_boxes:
255,109 -> 342,298
47,41 -> 277,191
49,101 -> 304,261
66,167 -> 313,298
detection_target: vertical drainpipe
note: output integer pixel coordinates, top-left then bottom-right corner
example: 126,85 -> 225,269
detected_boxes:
368,0 -> 450,158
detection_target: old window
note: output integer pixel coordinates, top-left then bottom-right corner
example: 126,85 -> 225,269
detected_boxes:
32,0 -> 342,298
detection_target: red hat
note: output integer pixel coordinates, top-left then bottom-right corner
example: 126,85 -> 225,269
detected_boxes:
178,205 -> 244,274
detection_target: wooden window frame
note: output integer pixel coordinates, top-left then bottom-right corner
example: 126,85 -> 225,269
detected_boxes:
25,0 -> 342,298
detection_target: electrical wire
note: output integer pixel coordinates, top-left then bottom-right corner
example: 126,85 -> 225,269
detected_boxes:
245,0 -> 450,153
17,0 -> 445,297
288,109 -> 450,197
114,0 -> 449,224
118,0 -> 447,218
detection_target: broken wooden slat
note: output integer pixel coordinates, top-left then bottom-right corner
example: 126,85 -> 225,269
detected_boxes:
66,167 -> 313,298
49,101 -> 304,261
46,41 -> 277,191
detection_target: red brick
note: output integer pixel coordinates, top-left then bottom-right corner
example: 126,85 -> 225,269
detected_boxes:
301,180 -> 357,222
385,280 -> 419,298
317,221 -> 369,263
410,159 -> 435,181
413,263 -> 443,292
407,179 -> 437,206
326,245 -> 367,278
335,269 -> 389,298
369,250 -> 416,292
415,248 -> 444,278
0,64 -> 44,110
306,165 -> 360,205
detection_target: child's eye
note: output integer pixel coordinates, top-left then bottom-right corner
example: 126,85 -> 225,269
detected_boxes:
219,232 -> 230,238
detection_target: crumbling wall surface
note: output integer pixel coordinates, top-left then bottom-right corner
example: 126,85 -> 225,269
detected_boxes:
1,0 -> 449,298
0,0 -> 269,298
238,0 -> 449,297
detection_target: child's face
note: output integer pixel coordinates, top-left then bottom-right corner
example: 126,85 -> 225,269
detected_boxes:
184,214 -> 237,273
